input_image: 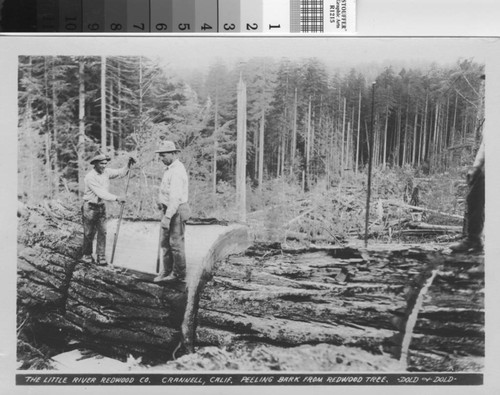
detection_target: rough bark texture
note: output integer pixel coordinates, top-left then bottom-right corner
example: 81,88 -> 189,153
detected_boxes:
195,244 -> 484,372
18,203 -> 187,360
17,202 -> 484,371
17,202 -> 249,362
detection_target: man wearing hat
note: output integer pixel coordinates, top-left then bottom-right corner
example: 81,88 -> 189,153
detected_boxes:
81,153 -> 135,265
154,141 -> 191,283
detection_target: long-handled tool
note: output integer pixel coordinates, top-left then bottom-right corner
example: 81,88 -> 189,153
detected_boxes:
156,226 -> 162,273
110,166 -> 133,266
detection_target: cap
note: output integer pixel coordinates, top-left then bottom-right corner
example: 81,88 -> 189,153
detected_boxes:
90,154 -> 110,164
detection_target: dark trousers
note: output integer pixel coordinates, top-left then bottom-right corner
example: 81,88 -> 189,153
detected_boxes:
465,169 -> 485,241
160,206 -> 186,278
82,202 -> 107,257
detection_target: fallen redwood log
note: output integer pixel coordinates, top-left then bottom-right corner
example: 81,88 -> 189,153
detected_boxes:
17,201 -> 249,362
17,202 -> 484,371
195,245 -> 484,372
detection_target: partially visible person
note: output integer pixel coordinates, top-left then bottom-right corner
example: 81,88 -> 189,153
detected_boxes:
154,141 -> 190,283
450,131 -> 485,253
81,154 -> 135,265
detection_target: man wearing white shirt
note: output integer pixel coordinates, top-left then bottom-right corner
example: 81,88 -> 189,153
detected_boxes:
154,141 -> 191,283
81,153 -> 133,265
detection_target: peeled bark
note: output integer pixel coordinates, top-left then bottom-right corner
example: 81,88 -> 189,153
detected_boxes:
17,202 -> 484,371
17,201 -> 249,362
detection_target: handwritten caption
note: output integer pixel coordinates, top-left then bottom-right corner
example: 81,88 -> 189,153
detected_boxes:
17,373 -> 481,386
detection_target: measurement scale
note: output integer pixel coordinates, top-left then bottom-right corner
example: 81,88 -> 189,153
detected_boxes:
0,0 -> 355,33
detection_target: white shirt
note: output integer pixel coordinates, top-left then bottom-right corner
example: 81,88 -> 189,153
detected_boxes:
158,159 -> 189,219
83,167 -> 128,203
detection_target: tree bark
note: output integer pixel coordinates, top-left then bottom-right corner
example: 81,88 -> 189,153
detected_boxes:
17,203 -> 483,371
78,60 -> 86,196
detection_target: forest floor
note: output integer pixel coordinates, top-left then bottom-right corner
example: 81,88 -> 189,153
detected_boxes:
18,167 -> 482,372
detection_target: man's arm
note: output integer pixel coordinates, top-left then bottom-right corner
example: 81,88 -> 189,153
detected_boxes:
107,166 -> 129,180
86,175 -> 119,201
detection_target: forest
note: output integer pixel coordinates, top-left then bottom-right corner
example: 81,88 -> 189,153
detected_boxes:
16,53 -> 485,372
17,54 -> 484,242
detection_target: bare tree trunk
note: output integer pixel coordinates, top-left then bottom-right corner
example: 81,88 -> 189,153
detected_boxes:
395,108 -> 401,167
346,121 -> 351,171
421,94 -> 428,164
290,88 -> 297,177
451,95 -> 458,147
101,56 -> 107,153
24,56 -> 34,199
355,90 -> 361,174
305,98 -> 312,190
432,103 -> 439,169
42,58 -> 53,198
258,107 -> 265,190
213,97 -> 219,202
340,97 -> 346,177
51,59 -> 59,194
412,106 -> 418,166
382,106 -> 388,169
118,62 -> 123,151
78,60 -> 86,196
236,76 -> 247,222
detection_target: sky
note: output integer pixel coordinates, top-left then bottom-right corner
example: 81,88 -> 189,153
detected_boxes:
144,36 -> 491,73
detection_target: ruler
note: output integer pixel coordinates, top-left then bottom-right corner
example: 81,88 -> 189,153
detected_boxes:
0,0 -> 355,33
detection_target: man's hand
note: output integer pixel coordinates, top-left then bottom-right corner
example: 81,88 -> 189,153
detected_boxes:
128,157 -> 137,168
116,196 -> 126,204
161,215 -> 170,229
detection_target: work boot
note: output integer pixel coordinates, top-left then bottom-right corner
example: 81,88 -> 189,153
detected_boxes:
156,273 -> 185,283
80,255 -> 94,265
96,256 -> 108,266
153,271 -> 171,283
450,238 -> 483,253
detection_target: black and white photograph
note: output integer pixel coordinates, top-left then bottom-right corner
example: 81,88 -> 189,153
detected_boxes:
1,36 -> 500,392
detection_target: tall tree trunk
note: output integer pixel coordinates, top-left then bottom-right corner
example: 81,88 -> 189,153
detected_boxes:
101,56 -> 107,153
51,58 -> 59,193
382,106 -> 388,169
402,105 -> 408,166
340,97 -> 346,177
411,106 -> 418,166
305,97 -> 312,190
43,57 -> 52,198
451,95 -> 458,147
118,61 -> 123,151
258,106 -> 265,190
138,56 -> 143,138
421,94 -> 429,164
213,97 -> 219,202
290,88 -> 297,177
236,76 -> 247,222
346,121 -> 351,171
24,56 -> 34,199
355,90 -> 361,174
78,60 -> 86,196
432,103 -> 440,169
395,108 -> 401,167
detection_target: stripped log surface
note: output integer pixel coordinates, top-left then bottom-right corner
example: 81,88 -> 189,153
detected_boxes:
17,201 -> 249,361
17,202 -> 484,371
196,245 -> 484,372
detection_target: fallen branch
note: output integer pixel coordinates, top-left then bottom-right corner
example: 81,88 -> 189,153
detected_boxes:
408,222 -> 462,232
283,207 -> 315,228
385,200 -> 463,220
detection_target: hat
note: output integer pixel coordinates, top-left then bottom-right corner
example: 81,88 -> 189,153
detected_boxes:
155,141 -> 180,153
90,153 -> 110,164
